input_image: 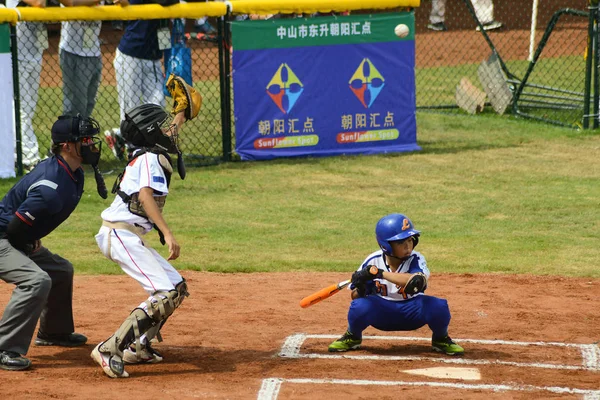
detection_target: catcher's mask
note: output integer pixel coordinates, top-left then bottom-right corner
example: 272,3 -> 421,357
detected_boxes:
375,213 -> 421,256
51,115 -> 102,166
120,104 -> 179,154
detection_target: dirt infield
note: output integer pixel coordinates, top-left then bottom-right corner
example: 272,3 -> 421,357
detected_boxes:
0,272 -> 598,399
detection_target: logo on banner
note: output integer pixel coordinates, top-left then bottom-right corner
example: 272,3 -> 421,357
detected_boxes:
349,58 -> 385,108
266,63 -> 304,114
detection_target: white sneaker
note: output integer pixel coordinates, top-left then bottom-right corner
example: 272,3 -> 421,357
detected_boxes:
91,343 -> 129,378
103,128 -> 126,161
476,21 -> 503,32
123,344 -> 163,364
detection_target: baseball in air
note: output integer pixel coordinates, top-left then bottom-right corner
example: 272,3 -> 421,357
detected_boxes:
394,24 -> 409,38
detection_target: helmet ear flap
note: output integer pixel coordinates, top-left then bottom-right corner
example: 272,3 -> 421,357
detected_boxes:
412,234 -> 419,248
120,118 -> 143,147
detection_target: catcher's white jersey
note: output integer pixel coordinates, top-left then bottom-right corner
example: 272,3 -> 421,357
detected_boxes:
96,150 -> 181,294
355,250 -> 430,302
101,151 -> 169,233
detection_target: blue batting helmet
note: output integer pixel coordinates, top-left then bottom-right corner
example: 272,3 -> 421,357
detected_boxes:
375,213 -> 421,254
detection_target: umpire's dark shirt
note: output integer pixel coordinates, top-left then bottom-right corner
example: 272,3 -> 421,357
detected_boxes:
0,155 -> 84,242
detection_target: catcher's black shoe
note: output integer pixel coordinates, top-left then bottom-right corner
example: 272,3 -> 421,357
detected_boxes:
0,350 -> 31,371
35,332 -> 88,347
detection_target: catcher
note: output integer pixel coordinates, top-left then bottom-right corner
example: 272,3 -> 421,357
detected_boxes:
328,213 -> 464,356
91,75 -> 201,378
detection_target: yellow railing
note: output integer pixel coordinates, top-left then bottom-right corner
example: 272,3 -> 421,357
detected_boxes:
0,0 -> 419,23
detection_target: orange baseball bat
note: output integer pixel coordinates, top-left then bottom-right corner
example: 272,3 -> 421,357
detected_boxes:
300,279 -> 351,308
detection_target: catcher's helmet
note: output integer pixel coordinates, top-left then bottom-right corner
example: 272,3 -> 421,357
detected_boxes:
375,213 -> 420,255
120,104 -> 175,153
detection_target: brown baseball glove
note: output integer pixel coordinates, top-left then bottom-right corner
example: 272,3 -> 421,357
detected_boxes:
166,74 -> 202,120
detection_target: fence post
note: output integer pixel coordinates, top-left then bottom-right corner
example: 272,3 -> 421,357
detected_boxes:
218,13 -> 232,161
584,2 -> 596,129
592,1 -> 599,128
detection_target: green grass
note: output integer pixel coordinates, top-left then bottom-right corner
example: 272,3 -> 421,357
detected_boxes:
3,112 -> 599,277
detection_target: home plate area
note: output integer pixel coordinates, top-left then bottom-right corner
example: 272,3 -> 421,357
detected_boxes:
257,334 -> 600,400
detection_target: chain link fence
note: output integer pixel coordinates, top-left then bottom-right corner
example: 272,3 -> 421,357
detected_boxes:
7,0 -> 596,173
413,0 -> 593,128
13,16 -> 223,171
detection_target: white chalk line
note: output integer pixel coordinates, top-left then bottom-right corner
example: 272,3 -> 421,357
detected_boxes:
279,333 -> 600,371
257,377 -> 600,400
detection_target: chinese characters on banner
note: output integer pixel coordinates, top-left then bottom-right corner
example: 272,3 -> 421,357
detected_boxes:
231,12 -> 420,160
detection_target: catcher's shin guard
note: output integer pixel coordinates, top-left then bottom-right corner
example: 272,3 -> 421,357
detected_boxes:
154,279 -> 190,343
102,289 -> 183,358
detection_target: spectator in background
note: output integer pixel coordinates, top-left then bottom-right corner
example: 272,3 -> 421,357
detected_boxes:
105,0 -> 179,160
181,0 -> 217,42
7,0 -> 103,171
191,15 -> 217,40
59,0 -> 129,119
428,0 -> 502,32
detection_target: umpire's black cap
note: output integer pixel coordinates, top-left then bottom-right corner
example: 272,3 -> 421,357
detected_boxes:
52,115 -> 99,144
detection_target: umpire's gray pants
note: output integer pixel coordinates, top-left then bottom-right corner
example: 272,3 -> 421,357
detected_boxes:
0,239 -> 76,355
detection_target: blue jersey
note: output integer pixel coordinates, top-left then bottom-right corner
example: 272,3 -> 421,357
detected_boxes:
117,0 -> 177,60
0,156 -> 84,242
354,250 -> 430,301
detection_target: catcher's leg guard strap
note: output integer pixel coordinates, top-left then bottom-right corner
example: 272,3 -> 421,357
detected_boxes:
154,280 -> 189,342
175,279 -> 190,307
100,308 -> 155,356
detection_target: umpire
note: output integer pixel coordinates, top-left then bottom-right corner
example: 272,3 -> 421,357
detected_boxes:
0,115 -> 104,371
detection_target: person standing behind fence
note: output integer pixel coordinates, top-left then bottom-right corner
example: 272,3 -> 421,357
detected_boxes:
8,0 -> 108,171
428,0 -> 502,32
105,0 -> 179,161
59,0 -> 129,119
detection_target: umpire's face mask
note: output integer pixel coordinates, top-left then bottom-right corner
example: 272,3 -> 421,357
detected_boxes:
79,136 -> 102,166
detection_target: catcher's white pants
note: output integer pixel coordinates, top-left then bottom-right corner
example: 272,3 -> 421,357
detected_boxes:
429,0 -> 495,25
113,49 -> 165,122
95,227 -> 182,294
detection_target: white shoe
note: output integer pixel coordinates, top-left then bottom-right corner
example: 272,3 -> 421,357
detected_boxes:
103,128 -> 126,161
91,343 -> 129,378
122,343 -> 163,364
476,21 -> 503,32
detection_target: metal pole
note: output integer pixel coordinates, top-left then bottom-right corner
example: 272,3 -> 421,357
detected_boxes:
528,0 -> 540,61
223,13 -> 232,161
217,13 -> 232,162
583,4 -> 595,129
593,3 -> 599,128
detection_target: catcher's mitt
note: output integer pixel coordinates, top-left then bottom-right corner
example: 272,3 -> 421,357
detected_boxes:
400,272 -> 427,299
166,74 -> 202,120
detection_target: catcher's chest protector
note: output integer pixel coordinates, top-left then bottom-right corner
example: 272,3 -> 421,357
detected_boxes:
111,148 -> 173,219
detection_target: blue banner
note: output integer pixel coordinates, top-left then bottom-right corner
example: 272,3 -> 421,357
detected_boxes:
232,13 -> 419,160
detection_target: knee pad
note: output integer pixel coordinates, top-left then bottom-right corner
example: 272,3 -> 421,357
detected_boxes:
174,279 -> 190,308
144,289 -> 180,322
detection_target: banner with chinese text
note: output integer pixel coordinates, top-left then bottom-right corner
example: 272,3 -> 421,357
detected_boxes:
231,12 -> 419,161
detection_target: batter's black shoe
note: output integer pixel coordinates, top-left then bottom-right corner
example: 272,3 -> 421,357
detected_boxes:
35,332 -> 88,347
0,350 -> 31,371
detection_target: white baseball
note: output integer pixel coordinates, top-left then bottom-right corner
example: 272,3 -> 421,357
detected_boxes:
394,24 -> 409,38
